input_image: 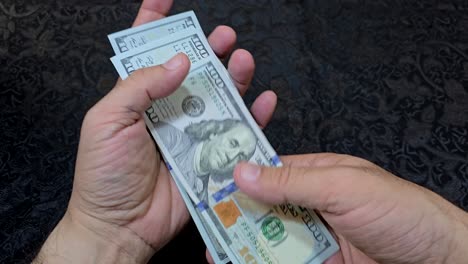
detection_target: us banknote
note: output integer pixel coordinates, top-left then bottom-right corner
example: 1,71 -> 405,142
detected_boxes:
172,169 -> 229,264
108,14 -> 230,263
108,11 -> 202,54
109,14 -> 339,264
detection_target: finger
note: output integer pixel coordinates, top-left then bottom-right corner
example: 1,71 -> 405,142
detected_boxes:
100,53 -> 190,114
113,0 -> 174,87
279,153 -> 371,168
323,234 -> 379,264
205,249 -> 214,264
228,49 -> 255,95
233,161 -> 388,213
132,0 -> 173,27
250,90 -> 277,129
323,251 -> 345,264
208,26 -> 237,59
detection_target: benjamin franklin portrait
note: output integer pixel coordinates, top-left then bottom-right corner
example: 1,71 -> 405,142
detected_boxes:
156,119 -> 257,202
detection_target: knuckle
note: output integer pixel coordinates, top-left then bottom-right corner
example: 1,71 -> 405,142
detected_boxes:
319,188 -> 339,212
127,68 -> 144,85
357,163 -> 386,180
359,165 -> 375,178
126,66 -> 150,85
276,164 -> 294,189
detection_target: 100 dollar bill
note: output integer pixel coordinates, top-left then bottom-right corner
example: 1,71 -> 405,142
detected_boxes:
111,30 -> 210,79
172,167 -> 230,264
110,22 -> 339,264
108,11 -> 202,54
109,16 -> 230,263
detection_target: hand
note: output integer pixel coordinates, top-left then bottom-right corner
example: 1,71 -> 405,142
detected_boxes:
232,154 -> 468,264
34,1 -> 277,263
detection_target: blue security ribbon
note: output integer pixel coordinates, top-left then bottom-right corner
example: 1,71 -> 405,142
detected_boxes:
271,155 -> 281,166
165,162 -> 173,171
196,201 -> 209,211
212,182 -> 239,203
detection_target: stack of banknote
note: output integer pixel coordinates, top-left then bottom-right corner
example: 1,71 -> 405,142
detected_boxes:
107,11 -> 339,264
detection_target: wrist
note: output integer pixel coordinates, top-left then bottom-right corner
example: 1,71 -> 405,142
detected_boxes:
423,188 -> 468,264
443,210 -> 468,263
34,211 -> 155,264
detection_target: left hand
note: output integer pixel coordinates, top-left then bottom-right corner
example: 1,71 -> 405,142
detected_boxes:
231,154 -> 468,264
34,1 -> 277,263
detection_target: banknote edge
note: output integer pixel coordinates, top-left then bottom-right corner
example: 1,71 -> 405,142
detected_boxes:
108,10 -> 201,55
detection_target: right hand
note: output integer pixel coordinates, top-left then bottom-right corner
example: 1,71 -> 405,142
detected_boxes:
233,153 -> 468,264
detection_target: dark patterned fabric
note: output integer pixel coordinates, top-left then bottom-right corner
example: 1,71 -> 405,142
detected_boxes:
1,0 -> 467,263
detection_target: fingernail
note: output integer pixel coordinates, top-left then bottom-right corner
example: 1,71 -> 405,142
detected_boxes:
163,54 -> 184,70
240,163 -> 260,182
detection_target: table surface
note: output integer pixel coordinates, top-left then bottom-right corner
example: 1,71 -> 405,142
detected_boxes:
1,0 -> 467,263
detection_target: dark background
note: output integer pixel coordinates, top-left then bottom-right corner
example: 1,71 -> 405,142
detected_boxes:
1,0 -> 468,263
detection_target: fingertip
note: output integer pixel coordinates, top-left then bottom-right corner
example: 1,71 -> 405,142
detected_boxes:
208,25 -> 237,57
216,25 -> 237,39
251,90 -> 277,128
234,162 -> 261,193
234,163 -> 282,205
148,53 -> 189,98
180,53 -> 191,74
259,90 -> 278,110
229,49 -> 255,71
263,90 -> 277,101
119,53 -> 190,108
215,25 -> 237,45
233,162 -> 244,183
176,52 -> 191,71
132,0 -> 173,27
162,53 -> 190,71
140,0 -> 173,15
228,49 -> 255,95
164,53 -> 191,81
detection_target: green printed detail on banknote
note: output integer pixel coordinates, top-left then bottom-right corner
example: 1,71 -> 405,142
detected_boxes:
261,216 -> 285,242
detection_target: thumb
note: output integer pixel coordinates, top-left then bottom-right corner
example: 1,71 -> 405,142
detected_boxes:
100,53 -> 190,114
233,161 -> 392,214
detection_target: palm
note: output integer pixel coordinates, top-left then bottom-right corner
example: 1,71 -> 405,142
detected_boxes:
73,109 -> 188,249
109,118 -> 190,248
